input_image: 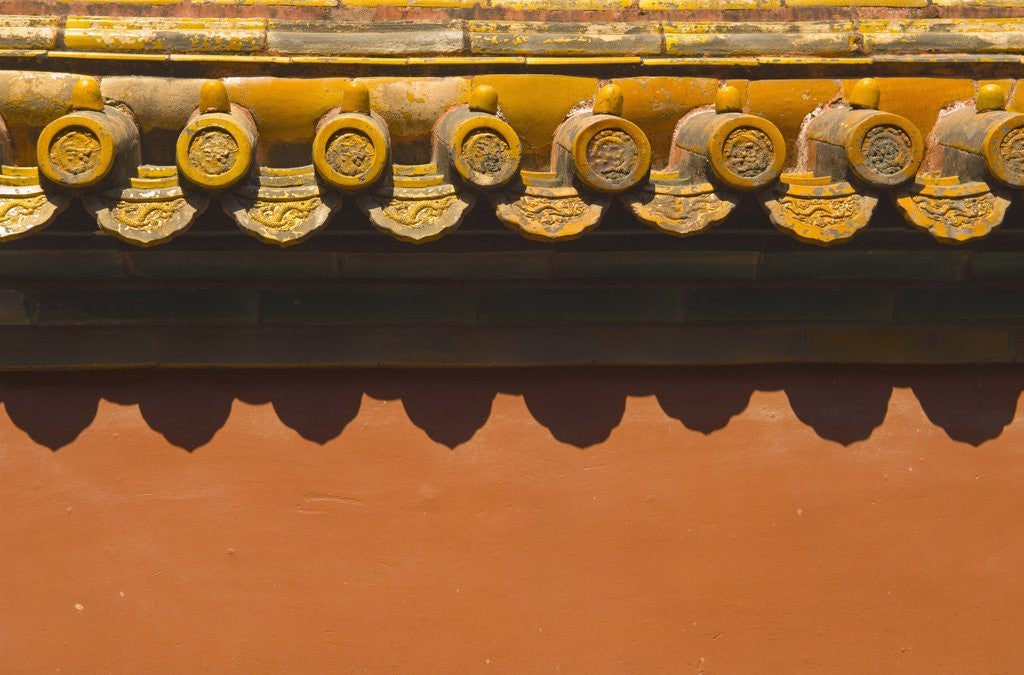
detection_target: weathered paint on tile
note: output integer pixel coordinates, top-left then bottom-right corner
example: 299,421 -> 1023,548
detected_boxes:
63,17 -> 267,54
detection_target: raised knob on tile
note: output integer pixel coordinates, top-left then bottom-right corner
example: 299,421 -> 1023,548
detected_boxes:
592,83 -> 624,116
848,77 -> 881,110
469,84 -> 499,114
976,83 -> 1006,113
714,84 -> 744,114
437,84 -> 521,189
36,76 -> 140,189
312,81 -> 390,191
555,83 -> 651,193
175,80 -> 256,191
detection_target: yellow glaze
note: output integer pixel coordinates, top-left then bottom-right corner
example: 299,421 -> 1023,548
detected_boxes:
848,78 -> 880,110
845,112 -> 924,186
706,114 -> 786,190
593,84 -> 624,116
468,85 -> 499,115
37,113 -> 116,188
340,81 -> 371,115
312,113 -> 389,190
71,76 -> 103,112
176,113 -> 254,190
450,114 -> 521,188
715,85 -> 744,114
199,80 -> 231,114
570,116 -> 651,193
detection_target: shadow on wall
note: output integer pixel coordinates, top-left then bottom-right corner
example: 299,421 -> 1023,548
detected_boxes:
0,366 -> 1020,452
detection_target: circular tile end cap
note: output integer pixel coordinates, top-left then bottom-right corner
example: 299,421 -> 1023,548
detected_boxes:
176,114 -> 254,191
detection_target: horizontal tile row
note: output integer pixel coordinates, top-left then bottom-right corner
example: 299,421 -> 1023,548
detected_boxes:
1,247 -> 1017,282
8,16 -> 1024,59
7,0 -> 1016,11
1,283 -> 1023,326
0,323 -> 1017,367
7,75 -> 1023,249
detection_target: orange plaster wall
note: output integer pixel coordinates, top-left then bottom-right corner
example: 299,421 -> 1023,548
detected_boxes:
2,367 -> 1024,672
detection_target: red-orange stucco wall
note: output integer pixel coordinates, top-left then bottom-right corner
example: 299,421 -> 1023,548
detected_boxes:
3,367 -> 1024,672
